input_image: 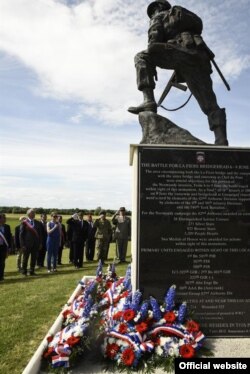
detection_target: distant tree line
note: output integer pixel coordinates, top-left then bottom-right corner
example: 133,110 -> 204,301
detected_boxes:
0,206 -> 131,217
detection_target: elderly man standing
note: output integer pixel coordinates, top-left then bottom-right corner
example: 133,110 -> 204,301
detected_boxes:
20,209 -> 41,276
15,216 -> 26,272
112,207 -> 131,264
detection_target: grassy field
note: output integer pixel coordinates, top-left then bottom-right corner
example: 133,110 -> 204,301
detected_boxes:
0,214 -> 131,374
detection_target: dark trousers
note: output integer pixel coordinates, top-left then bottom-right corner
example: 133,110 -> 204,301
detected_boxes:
22,244 -> 39,274
73,241 -> 85,268
37,245 -> 47,267
57,245 -> 64,264
116,239 -> 128,262
69,241 -> 74,262
135,48 -> 222,130
85,239 -> 95,261
0,246 -> 7,279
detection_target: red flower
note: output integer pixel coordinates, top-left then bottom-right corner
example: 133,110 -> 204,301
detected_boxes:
163,311 -> 176,324
186,320 -> 200,333
119,322 -> 128,334
66,336 -> 80,346
123,309 -> 136,322
43,346 -> 54,358
106,343 -> 119,359
113,311 -> 123,320
121,347 -> 135,366
135,322 -> 148,333
179,344 -> 195,358
121,291 -> 129,298
106,281 -> 113,289
62,309 -> 71,318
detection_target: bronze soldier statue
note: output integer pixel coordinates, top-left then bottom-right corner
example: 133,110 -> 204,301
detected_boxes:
128,0 -> 228,146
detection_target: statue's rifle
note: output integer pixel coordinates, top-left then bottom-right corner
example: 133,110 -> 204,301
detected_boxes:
154,40 -> 230,111
202,43 -> 231,91
157,71 -> 189,109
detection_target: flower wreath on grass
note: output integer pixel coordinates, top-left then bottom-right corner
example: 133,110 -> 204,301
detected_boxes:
43,261 -> 212,372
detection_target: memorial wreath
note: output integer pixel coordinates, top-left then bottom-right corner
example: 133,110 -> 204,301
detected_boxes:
43,262 -> 211,372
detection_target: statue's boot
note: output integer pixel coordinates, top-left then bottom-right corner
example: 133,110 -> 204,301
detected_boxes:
128,88 -> 157,115
214,125 -> 229,146
209,108 -> 229,146
128,101 -> 157,114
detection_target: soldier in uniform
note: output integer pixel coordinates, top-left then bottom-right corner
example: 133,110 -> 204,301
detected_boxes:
128,0 -> 228,145
94,211 -> 112,264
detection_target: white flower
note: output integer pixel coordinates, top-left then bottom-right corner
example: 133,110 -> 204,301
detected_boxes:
168,346 -> 179,356
156,346 -> 164,356
148,311 -> 153,318
160,337 -> 172,345
179,339 -> 185,346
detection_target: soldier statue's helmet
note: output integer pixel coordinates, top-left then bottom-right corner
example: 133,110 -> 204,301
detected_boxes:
147,0 -> 171,18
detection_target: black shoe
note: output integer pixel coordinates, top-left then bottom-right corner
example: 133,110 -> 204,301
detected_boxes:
0,278 -> 4,281
29,272 -> 38,276
22,272 -> 27,276
128,101 -> 157,115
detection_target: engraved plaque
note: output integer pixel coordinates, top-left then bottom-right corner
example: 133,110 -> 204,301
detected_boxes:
135,146 -> 250,337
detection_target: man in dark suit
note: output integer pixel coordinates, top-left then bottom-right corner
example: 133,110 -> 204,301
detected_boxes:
20,209 -> 42,276
67,212 -> 88,268
85,214 -> 96,261
66,213 -> 77,264
15,216 -> 26,271
0,213 -> 12,281
37,213 -> 47,268
57,215 -> 66,265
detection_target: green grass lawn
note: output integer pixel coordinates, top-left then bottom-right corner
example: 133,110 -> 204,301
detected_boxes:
0,241 -> 131,373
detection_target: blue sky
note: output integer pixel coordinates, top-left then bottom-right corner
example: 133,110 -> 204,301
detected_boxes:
0,0 -> 250,210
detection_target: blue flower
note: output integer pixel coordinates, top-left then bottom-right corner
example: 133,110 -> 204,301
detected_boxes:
150,296 -> 161,321
96,260 -> 103,277
178,302 -> 187,323
131,290 -> 142,311
139,301 -> 149,320
123,264 -> 131,290
82,296 -> 94,318
165,285 -> 176,311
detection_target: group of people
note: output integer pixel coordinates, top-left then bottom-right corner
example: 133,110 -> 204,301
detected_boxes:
66,207 -> 131,267
0,207 -> 131,280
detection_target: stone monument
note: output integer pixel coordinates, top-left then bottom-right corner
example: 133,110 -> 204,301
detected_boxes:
129,0 -> 250,344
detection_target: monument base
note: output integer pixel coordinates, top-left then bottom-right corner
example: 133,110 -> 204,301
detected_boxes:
130,144 -> 250,338
139,111 -> 207,145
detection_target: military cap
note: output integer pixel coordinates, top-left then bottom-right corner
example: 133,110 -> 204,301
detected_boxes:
147,0 -> 171,18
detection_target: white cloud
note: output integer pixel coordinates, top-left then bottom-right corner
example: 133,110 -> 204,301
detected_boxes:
0,0 -> 249,124
0,115 -> 140,208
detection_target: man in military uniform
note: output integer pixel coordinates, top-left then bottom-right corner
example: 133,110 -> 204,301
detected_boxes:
128,0 -> 228,146
94,211 -> 112,264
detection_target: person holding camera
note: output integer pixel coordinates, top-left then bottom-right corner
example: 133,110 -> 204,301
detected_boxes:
46,212 -> 60,273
